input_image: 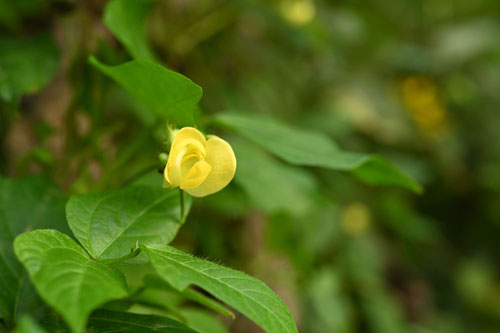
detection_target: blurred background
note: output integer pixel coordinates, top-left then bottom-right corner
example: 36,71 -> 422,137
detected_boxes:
1,0 -> 500,332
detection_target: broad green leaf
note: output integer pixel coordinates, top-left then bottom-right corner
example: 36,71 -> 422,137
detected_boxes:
214,113 -> 422,193
13,230 -> 129,333
104,0 -> 156,61
89,57 -> 202,126
66,185 -> 185,260
11,315 -> 47,333
232,140 -> 317,215
0,33 -> 59,105
0,176 -> 68,324
142,244 -> 298,333
180,308 -> 228,333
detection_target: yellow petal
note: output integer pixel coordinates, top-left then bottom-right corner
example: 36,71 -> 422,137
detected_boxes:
171,127 -> 206,146
184,136 -> 236,197
180,160 -> 212,189
163,166 -> 172,187
165,127 -> 206,187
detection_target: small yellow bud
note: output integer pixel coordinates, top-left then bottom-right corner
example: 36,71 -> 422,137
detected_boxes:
163,127 -> 237,197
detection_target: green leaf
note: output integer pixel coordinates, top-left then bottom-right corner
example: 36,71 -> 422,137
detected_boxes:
40,310 -> 198,333
89,56 -> 202,126
13,230 -> 129,333
0,176 -> 68,325
0,33 -> 59,105
104,0 -> 156,61
142,244 -> 298,333
232,140 -> 317,215
66,185 -> 185,260
214,112 -> 422,193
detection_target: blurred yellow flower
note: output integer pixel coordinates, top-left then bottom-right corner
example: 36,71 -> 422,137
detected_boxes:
401,75 -> 449,138
164,127 -> 236,197
280,0 -> 316,26
341,203 -> 371,235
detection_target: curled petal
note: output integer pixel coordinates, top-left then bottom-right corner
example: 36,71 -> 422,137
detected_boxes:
184,136 -> 237,197
180,160 -> 212,189
165,127 -> 206,187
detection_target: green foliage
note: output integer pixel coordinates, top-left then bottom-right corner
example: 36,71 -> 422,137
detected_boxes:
232,140 -> 317,214
104,0 -> 156,61
3,175 -> 295,331
0,176 -> 67,325
11,315 -> 47,333
6,0 -> 500,332
86,310 -> 198,333
14,230 -> 129,333
42,310 -> 198,333
215,112 -> 422,193
66,185 -> 185,260
142,244 -> 298,333
89,57 -> 202,126
0,33 -> 58,106
143,275 -> 234,317
0,0 -> 45,30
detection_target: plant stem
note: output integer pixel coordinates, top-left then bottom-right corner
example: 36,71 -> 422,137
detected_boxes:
180,189 -> 186,223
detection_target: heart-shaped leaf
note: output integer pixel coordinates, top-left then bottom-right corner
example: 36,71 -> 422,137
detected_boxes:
14,230 -> 129,333
142,244 -> 298,333
66,185 -> 185,260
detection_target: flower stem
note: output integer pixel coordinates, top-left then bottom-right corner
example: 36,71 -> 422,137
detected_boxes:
180,189 -> 186,223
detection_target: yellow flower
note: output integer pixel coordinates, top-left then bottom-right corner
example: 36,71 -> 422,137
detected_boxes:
163,127 -> 236,197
